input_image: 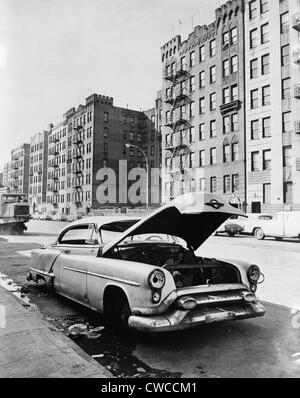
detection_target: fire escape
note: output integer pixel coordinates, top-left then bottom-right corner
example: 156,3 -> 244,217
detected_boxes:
72,125 -> 84,208
164,60 -> 193,198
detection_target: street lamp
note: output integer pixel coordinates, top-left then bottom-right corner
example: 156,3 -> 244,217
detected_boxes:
125,143 -> 149,210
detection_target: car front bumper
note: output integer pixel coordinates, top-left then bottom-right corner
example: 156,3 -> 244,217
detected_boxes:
128,302 -> 266,332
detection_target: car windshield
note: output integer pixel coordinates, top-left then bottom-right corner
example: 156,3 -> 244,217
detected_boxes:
100,220 -> 139,245
123,233 -> 188,248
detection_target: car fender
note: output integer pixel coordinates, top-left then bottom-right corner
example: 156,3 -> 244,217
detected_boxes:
57,255 -> 176,313
30,249 -> 61,282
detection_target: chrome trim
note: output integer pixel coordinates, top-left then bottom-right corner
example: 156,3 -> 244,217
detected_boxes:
87,271 -> 140,287
30,268 -> 54,277
64,266 -> 87,275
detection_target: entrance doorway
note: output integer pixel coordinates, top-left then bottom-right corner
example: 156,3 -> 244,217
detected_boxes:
251,202 -> 262,214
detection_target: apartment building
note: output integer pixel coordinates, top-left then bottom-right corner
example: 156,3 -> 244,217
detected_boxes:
28,131 -> 49,213
45,93 -> 161,217
161,0 -> 246,208
0,172 -> 3,187
8,144 -> 30,197
245,0 -> 300,213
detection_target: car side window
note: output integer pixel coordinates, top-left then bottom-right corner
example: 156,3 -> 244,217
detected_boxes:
59,225 -> 95,245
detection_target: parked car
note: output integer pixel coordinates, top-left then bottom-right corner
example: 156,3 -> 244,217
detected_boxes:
253,211 -> 300,241
27,192 -> 265,332
44,213 -> 53,221
52,213 -> 68,222
237,213 -> 273,236
215,215 -> 245,237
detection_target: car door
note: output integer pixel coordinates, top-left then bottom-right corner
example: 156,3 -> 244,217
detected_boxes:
284,213 -> 299,237
52,223 -> 101,256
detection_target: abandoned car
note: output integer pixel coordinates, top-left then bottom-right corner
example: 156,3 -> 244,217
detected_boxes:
27,192 -> 265,332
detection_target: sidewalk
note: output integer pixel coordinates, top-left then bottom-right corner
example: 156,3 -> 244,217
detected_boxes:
0,286 -> 112,378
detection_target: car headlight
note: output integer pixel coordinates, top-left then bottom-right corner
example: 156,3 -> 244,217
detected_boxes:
247,265 -> 261,283
148,269 -> 165,290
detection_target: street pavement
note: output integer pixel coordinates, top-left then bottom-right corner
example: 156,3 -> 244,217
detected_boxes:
0,284 -> 111,378
0,220 -> 299,378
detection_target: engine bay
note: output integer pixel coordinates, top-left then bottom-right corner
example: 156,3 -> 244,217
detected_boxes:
106,241 -> 241,288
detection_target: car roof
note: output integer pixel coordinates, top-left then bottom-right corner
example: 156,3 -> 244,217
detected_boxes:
68,215 -> 142,229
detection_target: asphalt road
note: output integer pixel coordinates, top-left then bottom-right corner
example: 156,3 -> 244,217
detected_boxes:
0,220 -> 299,378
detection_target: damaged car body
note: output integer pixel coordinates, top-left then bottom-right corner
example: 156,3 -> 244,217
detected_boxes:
27,193 -> 265,332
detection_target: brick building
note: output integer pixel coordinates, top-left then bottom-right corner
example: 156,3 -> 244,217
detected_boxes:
45,93 -> 161,217
7,144 -> 30,197
245,0 -> 300,213
28,131 -> 49,213
161,0 -> 246,208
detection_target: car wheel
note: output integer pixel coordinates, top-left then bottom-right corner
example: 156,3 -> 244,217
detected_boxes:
275,237 -> 283,241
227,232 -> 235,237
105,290 -> 131,330
254,228 -> 265,240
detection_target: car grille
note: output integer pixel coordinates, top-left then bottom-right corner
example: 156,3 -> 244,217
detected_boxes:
14,205 -> 30,217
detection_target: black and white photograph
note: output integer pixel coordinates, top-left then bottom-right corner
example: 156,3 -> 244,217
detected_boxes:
0,0 -> 299,384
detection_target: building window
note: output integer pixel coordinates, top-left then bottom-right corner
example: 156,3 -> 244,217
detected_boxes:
223,142 -> 230,163
223,87 -> 230,104
232,141 -> 239,161
190,75 -> 195,92
283,146 -> 292,167
224,175 -> 231,193
251,151 -> 260,171
223,59 -> 230,77
223,116 -> 231,134
231,55 -> 238,74
199,123 -> 205,141
104,112 -> 109,122
282,78 -> 291,99
261,23 -> 269,44
199,150 -> 206,167
231,84 -> 238,101
199,71 -> 205,88
250,58 -> 258,79
199,178 -> 206,192
232,174 -> 239,193
249,0 -> 258,20
263,183 -> 271,204
262,85 -> 271,106
190,126 -> 195,143
210,93 -> 216,111
263,149 -> 271,170
210,39 -> 216,57
210,120 -> 216,137
230,27 -> 237,44
210,148 -> 217,165
223,31 -> 229,47
282,112 -> 291,133
262,117 -> 271,138
190,51 -> 195,67
199,97 -> 205,114
190,101 -> 195,118
261,54 -> 270,75
199,45 -> 205,62
210,177 -> 217,193
280,12 -> 289,34
250,29 -> 258,49
281,45 -> 290,66
283,182 -> 293,204
232,113 -> 239,132
260,0 -> 269,14
210,66 -> 216,83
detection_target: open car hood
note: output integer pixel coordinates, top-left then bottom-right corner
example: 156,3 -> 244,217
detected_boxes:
102,192 -> 246,255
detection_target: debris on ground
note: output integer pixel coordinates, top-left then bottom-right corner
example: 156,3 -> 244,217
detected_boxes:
68,323 -> 88,335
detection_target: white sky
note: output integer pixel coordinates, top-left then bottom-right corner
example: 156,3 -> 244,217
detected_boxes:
0,0 -> 221,170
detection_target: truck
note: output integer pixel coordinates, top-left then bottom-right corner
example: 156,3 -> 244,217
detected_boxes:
253,211 -> 300,241
0,189 -> 30,235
